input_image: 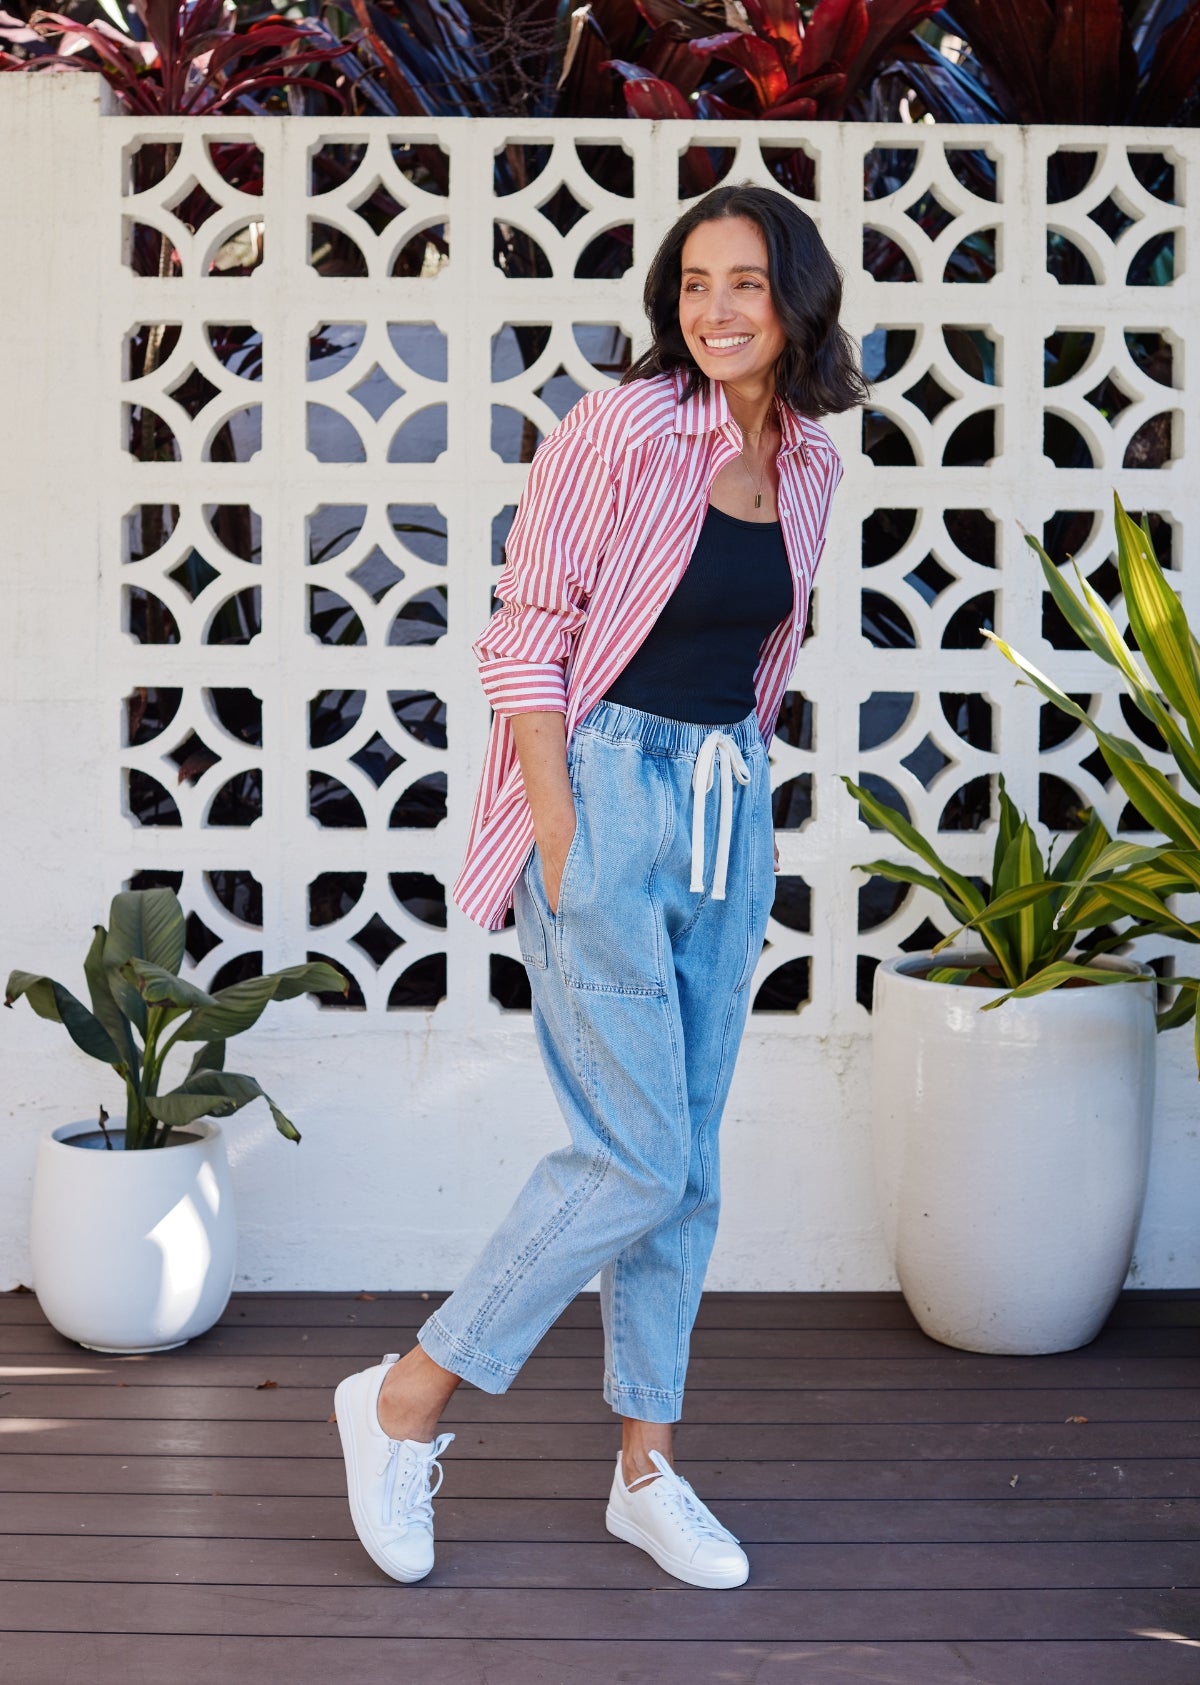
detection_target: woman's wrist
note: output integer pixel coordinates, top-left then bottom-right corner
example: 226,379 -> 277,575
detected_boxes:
533,798 -> 576,850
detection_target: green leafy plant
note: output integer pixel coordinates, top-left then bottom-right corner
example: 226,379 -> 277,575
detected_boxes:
985,490 -> 1200,1066
840,770 -> 1161,997
5,887 -> 347,1148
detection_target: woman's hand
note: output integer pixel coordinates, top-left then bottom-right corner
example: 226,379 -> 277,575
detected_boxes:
774,838 -> 780,874
511,712 -> 576,916
537,803 -> 577,916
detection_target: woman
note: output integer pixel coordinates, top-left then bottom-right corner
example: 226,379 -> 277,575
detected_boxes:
335,182 -> 866,1591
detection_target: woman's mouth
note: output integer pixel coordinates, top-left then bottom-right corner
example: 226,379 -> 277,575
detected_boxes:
699,333 -> 753,354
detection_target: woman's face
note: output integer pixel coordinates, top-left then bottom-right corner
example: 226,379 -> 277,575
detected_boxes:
677,215 -> 788,389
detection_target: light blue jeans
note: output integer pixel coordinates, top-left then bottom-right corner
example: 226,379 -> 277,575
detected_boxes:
418,699 -> 774,1422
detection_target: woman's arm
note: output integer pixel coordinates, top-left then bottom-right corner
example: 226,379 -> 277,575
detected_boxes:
511,712 -> 575,915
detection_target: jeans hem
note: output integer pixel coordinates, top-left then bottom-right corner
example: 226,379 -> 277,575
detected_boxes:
417,1313 -> 521,1396
603,1369 -> 683,1423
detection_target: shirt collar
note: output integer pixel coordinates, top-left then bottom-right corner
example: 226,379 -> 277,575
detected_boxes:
670,365 -> 811,458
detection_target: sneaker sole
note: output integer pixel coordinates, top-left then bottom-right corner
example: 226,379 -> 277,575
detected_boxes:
333,1374 -> 433,1584
605,1503 -> 749,1589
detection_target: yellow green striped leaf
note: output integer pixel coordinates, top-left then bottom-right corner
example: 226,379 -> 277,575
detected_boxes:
851,858 -> 974,922
980,960 -> 1152,1010
841,777 -> 985,917
1114,492 -> 1200,741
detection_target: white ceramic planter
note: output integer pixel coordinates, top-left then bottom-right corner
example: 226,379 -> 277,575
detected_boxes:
31,1120 -> 236,1352
871,950 -> 1157,1354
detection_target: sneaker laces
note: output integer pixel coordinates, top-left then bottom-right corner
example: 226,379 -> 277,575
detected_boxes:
379,1430 -> 455,1532
629,1447 -> 740,1545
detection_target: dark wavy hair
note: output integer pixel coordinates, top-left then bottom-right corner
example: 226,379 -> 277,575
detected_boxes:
622,183 -> 869,418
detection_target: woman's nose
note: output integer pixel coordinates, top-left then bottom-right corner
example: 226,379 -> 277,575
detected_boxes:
703,291 -> 738,323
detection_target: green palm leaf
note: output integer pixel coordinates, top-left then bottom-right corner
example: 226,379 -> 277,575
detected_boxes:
4,970 -> 124,1066
148,1069 -> 301,1143
171,962 -> 347,1042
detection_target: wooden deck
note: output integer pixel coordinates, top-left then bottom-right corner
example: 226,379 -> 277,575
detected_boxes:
1,1288 -> 1198,1684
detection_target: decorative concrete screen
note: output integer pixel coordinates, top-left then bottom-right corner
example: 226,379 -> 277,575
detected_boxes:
3,82 -> 1196,1288
108,114 -> 1193,1032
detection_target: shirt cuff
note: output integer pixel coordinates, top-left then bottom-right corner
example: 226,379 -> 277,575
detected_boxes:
477,657 -> 568,717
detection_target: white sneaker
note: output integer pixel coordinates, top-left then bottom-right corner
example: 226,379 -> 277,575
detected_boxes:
333,1352 -> 455,1583
605,1447 -> 749,1589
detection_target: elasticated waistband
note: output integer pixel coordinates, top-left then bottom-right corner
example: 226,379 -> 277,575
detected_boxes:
576,699 -> 763,758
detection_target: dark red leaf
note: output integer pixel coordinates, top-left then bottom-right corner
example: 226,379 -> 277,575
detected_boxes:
801,0 -> 868,75
204,23 -> 349,79
769,67 -> 847,104
621,72 -> 693,118
632,0 -> 712,33
841,0 -> 944,89
205,70 -> 346,114
687,29 -> 789,106
943,0 -> 1055,121
1048,0 -> 1132,124
347,0 -> 426,116
741,0 -> 804,74
693,87 -> 750,118
765,92 -> 818,118
639,23 -> 709,96
1132,4 -> 1200,123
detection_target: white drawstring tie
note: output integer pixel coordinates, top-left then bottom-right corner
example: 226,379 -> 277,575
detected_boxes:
690,730 -> 751,900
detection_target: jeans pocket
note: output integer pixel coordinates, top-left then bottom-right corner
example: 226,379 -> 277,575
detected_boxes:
516,854 -> 549,970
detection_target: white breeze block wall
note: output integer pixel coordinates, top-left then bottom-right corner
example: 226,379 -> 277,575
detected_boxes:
1,77 -> 1196,1291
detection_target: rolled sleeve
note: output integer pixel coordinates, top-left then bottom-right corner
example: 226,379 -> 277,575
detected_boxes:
473,425 -> 617,718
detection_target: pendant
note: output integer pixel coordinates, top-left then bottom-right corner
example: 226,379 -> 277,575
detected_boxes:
754,492 -> 761,508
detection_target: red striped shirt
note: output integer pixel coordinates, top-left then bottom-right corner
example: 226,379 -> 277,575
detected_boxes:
453,367 -> 845,931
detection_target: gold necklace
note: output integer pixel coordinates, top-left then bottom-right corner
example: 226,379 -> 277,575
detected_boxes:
739,409 -> 777,508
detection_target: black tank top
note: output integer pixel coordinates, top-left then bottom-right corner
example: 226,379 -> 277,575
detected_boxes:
602,503 -> 794,725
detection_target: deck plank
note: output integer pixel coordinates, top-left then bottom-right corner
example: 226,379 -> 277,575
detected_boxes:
5,1321 -> 1197,1360
0,1417 -> 1193,1462
7,1287 -> 1191,1328
5,1490 -> 1198,1542
3,1452 -> 1198,1501
2,1351 -> 1196,1390
3,1383 -> 1196,1424
0,1636 -> 1197,1685
1,1533 -> 1197,1590
2,1579 -> 1200,1642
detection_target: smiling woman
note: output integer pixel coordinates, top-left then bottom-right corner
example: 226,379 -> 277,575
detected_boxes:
631,182 -> 866,424
334,182 -> 868,1594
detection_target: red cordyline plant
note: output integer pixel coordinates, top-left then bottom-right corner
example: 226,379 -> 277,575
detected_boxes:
601,0 -> 945,122
901,0 -> 1200,127
3,0 -> 350,112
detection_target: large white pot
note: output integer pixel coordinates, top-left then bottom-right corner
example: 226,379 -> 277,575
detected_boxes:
871,950 -> 1157,1354
31,1119 -> 236,1353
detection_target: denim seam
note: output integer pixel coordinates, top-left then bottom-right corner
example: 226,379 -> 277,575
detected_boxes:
458,964 -> 612,1355
460,1081 -> 612,1356
603,1372 -> 681,1402
557,737 -> 671,997
671,974 -> 744,1395
516,858 -> 549,971
420,1313 -> 522,1383
671,760 -> 766,1392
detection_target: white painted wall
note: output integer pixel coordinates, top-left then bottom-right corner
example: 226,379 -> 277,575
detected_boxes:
1,81 -> 1196,1292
